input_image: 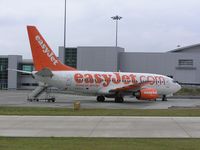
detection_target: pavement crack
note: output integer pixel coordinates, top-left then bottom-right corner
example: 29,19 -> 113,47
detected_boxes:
172,117 -> 192,138
88,116 -> 104,137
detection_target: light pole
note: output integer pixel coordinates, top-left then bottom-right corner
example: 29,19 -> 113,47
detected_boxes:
111,15 -> 122,47
63,0 -> 67,49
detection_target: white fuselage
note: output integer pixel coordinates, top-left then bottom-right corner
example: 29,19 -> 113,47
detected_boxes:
33,71 -> 181,97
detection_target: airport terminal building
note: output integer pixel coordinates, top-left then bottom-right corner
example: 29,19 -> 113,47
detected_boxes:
1,44 -> 200,89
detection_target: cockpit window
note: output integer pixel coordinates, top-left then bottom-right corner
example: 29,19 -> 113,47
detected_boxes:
172,80 -> 179,83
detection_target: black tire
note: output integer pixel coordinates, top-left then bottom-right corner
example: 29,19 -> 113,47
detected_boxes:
115,97 -> 124,103
97,96 -> 105,102
162,95 -> 167,101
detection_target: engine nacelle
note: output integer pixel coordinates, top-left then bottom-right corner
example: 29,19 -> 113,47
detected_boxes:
135,88 -> 159,100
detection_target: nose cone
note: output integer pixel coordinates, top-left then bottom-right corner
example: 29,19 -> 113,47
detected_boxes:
175,83 -> 181,92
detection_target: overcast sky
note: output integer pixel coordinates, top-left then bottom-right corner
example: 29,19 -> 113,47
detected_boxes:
1,0 -> 200,58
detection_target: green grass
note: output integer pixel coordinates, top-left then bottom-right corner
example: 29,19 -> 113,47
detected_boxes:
0,137 -> 199,150
175,87 -> 200,96
0,106 -> 200,116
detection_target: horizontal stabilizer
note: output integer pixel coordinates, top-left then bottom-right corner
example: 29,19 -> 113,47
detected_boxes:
35,68 -> 53,77
7,68 -> 32,74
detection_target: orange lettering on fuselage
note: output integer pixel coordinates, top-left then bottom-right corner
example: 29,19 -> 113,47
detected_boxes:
101,74 -> 112,87
155,76 -> 165,85
147,76 -> 155,85
73,73 -> 165,87
84,74 -> 93,84
129,74 -> 137,83
122,75 -> 131,84
94,74 -> 102,84
74,73 -> 83,84
112,73 -> 121,84
139,75 -> 165,85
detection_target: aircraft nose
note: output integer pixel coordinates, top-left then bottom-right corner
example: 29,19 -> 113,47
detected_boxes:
176,83 -> 181,92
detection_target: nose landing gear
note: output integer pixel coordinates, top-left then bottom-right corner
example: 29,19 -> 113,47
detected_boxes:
162,95 -> 167,101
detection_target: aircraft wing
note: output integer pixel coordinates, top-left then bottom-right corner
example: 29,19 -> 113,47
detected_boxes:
109,81 -> 152,93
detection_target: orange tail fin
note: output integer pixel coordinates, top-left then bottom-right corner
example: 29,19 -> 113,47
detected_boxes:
27,26 -> 76,71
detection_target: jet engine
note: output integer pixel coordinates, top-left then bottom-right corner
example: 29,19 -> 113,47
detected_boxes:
135,88 -> 159,100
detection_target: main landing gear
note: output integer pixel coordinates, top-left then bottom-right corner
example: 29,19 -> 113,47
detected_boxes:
96,96 -> 124,103
162,95 -> 167,101
115,96 -> 124,103
97,96 -> 105,102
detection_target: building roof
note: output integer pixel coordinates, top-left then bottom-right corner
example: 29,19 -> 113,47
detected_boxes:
168,43 -> 200,53
20,59 -> 33,64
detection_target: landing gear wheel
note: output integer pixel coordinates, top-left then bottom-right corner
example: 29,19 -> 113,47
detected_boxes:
97,96 -> 105,102
162,95 -> 167,101
115,97 -> 124,103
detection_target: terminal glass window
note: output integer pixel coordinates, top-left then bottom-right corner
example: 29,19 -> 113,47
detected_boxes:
178,59 -> 193,66
0,58 -> 8,89
21,64 -> 34,75
64,48 -> 77,68
22,65 -> 33,72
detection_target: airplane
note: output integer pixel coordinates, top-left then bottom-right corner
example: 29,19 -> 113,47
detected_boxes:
22,26 -> 181,103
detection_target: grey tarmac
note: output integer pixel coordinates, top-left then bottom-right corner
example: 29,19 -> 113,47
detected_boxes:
0,90 -> 200,109
0,116 -> 200,138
